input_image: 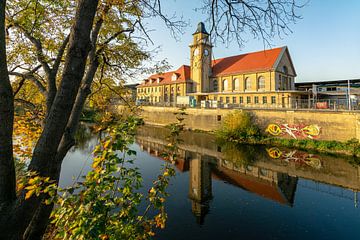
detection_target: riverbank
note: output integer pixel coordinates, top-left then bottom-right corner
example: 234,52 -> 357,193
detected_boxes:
214,111 -> 360,159
223,136 -> 360,160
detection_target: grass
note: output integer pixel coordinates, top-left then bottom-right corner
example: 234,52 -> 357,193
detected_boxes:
260,137 -> 360,158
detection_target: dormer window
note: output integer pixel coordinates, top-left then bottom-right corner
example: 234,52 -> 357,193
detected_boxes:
171,73 -> 178,81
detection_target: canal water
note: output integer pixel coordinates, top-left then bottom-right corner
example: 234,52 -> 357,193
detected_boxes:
60,125 -> 360,240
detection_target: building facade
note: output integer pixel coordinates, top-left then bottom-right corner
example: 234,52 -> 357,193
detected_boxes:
137,22 -> 306,108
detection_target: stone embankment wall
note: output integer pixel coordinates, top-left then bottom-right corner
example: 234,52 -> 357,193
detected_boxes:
117,106 -> 360,142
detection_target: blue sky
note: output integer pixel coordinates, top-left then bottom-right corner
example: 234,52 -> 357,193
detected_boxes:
142,0 -> 360,82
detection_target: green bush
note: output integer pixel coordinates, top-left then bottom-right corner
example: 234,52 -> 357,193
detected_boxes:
216,111 -> 262,142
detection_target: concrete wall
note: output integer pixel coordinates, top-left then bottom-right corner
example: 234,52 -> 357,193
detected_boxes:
120,106 -> 360,142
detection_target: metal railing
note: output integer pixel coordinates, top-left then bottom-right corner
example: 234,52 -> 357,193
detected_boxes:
133,98 -> 360,111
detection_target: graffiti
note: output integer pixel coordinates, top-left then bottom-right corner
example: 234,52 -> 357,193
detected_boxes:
266,147 -> 322,169
266,123 -> 321,139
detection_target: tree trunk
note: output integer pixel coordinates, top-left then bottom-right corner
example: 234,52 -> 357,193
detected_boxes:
29,0 -> 99,177
0,0 -> 16,204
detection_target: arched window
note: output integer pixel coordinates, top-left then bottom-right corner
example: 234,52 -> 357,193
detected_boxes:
213,80 -> 218,92
258,76 -> 265,90
233,78 -> 239,91
222,79 -> 228,91
245,77 -> 251,91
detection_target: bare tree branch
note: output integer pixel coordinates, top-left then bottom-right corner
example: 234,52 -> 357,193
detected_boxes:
9,71 -> 47,95
9,21 -> 52,77
199,0 -> 305,48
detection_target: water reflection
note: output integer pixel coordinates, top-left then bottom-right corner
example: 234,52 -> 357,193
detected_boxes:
136,125 -> 360,224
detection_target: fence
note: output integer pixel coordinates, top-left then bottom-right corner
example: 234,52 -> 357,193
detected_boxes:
133,98 -> 360,111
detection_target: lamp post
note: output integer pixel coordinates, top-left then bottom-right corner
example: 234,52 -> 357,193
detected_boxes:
348,79 -> 351,111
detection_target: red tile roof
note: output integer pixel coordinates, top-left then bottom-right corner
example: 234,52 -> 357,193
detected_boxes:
139,65 -> 190,86
211,47 -> 284,76
212,166 -> 293,206
139,47 -> 285,85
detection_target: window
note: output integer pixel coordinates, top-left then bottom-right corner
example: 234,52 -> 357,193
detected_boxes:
177,86 -> 181,92
154,96 -> 157,102
214,96 -> 217,101
220,97 -> 223,102
233,78 -> 239,91
226,97 -> 230,103
151,88 -> 153,92
254,96 -> 259,104
245,77 -> 251,91
271,96 -> 276,104
283,76 -> 288,90
213,80 -> 218,92
246,96 -> 251,104
222,79 -> 228,91
258,76 -> 265,90
171,87 -> 174,93
165,87 -> 168,92
282,66 -> 288,74
239,96 -> 243,104
278,74 -> 282,90
263,96 -> 267,104
171,73 -> 178,81
232,97 -> 236,103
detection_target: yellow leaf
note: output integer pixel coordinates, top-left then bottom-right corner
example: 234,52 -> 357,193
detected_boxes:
25,189 -> 35,200
103,140 -> 111,149
17,183 -> 25,191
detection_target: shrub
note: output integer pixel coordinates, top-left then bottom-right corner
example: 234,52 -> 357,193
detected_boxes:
217,111 -> 261,142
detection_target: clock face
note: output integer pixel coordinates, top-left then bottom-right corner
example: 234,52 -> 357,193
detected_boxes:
204,49 -> 209,56
194,48 -> 200,56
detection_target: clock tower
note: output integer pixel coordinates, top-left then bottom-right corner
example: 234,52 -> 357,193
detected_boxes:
190,22 -> 212,93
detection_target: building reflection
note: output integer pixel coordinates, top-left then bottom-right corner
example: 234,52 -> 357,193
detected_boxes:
136,129 -> 299,223
136,125 -> 360,224
188,153 -> 214,224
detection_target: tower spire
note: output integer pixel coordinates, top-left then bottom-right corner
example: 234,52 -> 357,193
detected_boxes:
193,22 -> 209,35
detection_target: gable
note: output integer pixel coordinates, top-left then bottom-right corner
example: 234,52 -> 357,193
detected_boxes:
274,48 -> 297,77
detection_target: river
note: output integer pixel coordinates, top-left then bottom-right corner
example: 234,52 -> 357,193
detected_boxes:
60,124 -> 360,240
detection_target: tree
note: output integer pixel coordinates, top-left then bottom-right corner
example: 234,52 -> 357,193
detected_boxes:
0,0 -> 303,239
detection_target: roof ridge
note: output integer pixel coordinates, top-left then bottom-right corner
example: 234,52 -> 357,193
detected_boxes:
212,46 -> 285,62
